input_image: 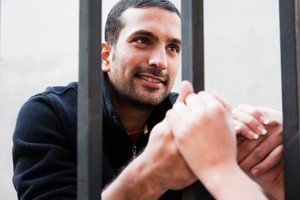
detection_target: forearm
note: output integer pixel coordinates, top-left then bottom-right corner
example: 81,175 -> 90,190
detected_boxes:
198,163 -> 267,200
102,155 -> 165,200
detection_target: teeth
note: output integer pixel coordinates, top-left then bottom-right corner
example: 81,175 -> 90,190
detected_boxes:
139,76 -> 161,83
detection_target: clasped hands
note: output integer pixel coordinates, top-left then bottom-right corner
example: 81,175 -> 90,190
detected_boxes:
155,81 -> 283,199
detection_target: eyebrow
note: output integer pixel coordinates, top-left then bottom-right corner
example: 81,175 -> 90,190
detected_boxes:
132,30 -> 181,45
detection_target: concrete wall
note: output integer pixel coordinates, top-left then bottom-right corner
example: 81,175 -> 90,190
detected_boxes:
0,0 -> 281,199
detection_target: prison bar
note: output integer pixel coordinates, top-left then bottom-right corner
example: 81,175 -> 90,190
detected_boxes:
181,0 -> 204,92
77,0 -> 103,199
280,0 -> 300,199
181,0 -> 208,199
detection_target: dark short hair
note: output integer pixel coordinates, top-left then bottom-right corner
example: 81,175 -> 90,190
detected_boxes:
105,0 -> 180,45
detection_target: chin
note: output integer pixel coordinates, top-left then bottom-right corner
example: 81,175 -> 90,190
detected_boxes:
137,92 -> 168,106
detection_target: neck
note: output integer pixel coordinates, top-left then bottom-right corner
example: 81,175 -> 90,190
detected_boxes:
113,100 -> 153,133
107,82 -> 154,132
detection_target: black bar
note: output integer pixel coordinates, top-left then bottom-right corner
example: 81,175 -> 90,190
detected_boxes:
77,0 -> 102,199
181,0 -> 207,199
181,0 -> 204,92
280,0 -> 300,199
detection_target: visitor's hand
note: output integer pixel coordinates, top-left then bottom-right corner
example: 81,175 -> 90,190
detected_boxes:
166,88 -> 236,182
165,84 -> 267,200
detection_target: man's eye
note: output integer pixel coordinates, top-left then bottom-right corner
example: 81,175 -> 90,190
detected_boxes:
135,38 -> 150,45
168,44 -> 180,53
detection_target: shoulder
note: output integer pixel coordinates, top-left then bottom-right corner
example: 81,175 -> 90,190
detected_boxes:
13,82 -> 79,199
24,82 -> 78,116
14,82 -> 78,142
43,81 -> 78,105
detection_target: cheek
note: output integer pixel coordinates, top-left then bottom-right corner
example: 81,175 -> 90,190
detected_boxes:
122,51 -> 148,69
169,59 -> 180,77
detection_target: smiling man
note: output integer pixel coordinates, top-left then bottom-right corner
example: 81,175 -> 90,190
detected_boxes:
12,0 -> 284,199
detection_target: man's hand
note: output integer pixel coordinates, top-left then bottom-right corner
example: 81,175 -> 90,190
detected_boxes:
235,105 -> 284,200
133,81 -> 197,192
212,93 -> 268,140
141,119 -> 197,191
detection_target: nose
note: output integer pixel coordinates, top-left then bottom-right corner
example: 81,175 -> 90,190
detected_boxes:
148,47 -> 168,70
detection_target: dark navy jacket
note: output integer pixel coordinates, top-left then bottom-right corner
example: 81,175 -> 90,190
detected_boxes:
12,81 -> 187,199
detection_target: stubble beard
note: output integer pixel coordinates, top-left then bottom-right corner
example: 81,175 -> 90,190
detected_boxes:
109,50 -> 172,107
110,78 -> 170,108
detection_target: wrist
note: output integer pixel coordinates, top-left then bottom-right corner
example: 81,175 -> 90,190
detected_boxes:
197,163 -> 266,200
102,154 -> 166,200
197,162 -> 240,192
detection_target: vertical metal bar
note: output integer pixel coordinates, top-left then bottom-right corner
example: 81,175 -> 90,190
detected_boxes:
182,0 -> 208,199
280,0 -> 300,199
181,0 -> 204,92
78,0 -> 102,199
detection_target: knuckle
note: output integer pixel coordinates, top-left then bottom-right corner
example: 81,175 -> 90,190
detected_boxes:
251,110 -> 262,118
210,104 -> 225,117
243,143 -> 255,153
244,115 -> 256,125
253,149 -> 264,161
240,123 -> 249,132
253,144 -> 268,160
174,129 -> 188,144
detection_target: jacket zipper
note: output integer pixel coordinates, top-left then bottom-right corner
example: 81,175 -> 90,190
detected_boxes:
132,145 -> 137,159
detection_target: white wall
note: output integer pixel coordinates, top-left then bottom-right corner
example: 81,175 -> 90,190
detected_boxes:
0,1 -> 79,199
204,0 -> 281,109
0,0 -> 281,199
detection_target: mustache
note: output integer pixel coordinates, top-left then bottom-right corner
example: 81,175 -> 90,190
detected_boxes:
134,66 -> 169,83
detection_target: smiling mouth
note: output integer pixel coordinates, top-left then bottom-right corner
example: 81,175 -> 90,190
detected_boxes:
137,73 -> 166,84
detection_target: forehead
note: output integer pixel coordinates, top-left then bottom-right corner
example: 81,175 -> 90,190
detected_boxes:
118,7 -> 181,41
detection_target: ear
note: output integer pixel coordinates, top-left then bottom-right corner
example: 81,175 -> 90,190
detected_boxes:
101,42 -> 111,72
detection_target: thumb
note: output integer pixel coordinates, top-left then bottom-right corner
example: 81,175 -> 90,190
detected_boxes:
211,91 -> 232,112
176,80 -> 194,103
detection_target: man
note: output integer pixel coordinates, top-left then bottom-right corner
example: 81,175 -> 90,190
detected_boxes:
13,0 -> 283,199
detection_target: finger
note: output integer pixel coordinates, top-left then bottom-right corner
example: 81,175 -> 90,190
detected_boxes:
166,102 -> 190,135
238,104 -> 270,125
237,136 -> 266,162
233,108 -> 267,136
233,119 -> 260,140
148,120 -> 172,143
239,127 -> 282,172
185,93 -> 206,108
176,81 -> 194,103
198,91 -> 223,109
211,91 -> 232,112
250,144 -> 283,177
257,106 -> 282,125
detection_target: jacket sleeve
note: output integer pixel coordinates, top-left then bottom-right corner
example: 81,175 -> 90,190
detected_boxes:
12,94 -> 77,200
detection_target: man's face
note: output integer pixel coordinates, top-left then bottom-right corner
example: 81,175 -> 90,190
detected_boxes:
103,7 -> 181,107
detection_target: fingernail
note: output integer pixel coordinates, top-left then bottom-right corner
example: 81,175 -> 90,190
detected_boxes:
234,125 -> 240,131
249,130 -> 259,140
258,126 -> 267,135
253,134 -> 259,140
252,168 -> 259,176
260,116 -> 270,125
